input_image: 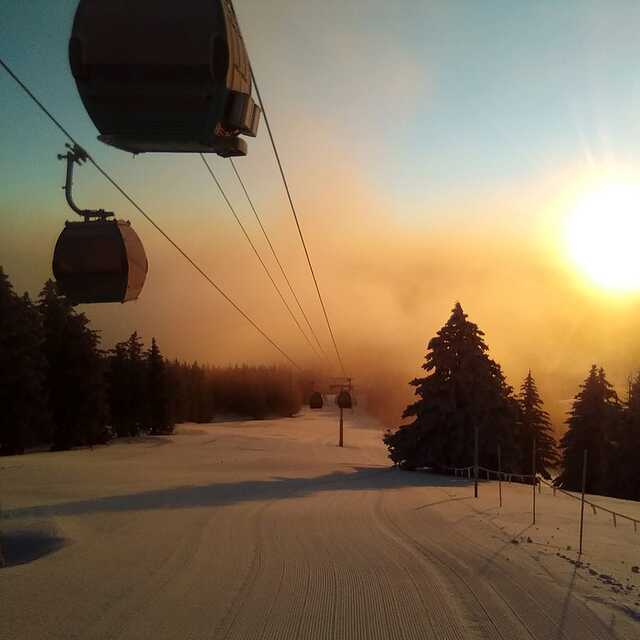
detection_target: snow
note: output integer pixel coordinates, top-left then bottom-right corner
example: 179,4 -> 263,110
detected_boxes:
1,407 -> 639,639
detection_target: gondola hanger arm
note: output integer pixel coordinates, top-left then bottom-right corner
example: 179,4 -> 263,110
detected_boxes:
58,143 -> 113,221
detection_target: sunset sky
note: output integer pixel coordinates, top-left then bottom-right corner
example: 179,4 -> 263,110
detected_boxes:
2,1 -> 640,427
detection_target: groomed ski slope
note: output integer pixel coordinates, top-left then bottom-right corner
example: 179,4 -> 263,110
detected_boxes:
1,407 -> 639,639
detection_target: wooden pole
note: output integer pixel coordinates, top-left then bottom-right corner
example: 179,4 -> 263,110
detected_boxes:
339,406 -> 344,447
579,449 -> 588,555
497,444 -> 502,508
474,425 -> 479,498
532,437 -> 537,525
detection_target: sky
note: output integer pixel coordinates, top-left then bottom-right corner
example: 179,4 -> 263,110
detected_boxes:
2,0 -> 640,428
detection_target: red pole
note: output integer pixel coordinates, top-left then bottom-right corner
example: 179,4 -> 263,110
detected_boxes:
339,406 -> 344,447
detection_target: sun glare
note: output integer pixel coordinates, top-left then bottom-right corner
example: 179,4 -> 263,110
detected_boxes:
565,182 -> 640,292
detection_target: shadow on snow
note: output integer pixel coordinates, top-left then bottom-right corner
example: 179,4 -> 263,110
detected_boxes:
2,468 -> 470,520
1,526 -> 67,568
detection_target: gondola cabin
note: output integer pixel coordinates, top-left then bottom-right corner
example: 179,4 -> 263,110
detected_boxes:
309,392 -> 323,410
69,0 -> 261,156
53,219 -> 148,304
336,390 -> 352,410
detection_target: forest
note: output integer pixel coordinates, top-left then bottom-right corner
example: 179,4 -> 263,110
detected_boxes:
0,268 -> 303,455
2,265 -> 638,503
384,303 -> 640,502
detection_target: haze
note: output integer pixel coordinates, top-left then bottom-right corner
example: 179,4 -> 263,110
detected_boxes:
2,0 -> 640,429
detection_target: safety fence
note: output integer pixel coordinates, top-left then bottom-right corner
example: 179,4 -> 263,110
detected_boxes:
427,458 -> 639,554
537,477 -> 640,534
432,463 -> 534,484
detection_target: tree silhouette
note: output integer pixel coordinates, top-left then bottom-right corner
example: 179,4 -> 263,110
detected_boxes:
385,303 -> 518,471
0,273 -> 304,454
556,365 -> 621,494
0,268 -> 49,454
105,340 -> 129,437
604,373 -> 640,500
125,332 -> 146,436
517,371 -> 558,479
146,338 -> 172,434
38,280 -> 107,450
105,332 -> 149,437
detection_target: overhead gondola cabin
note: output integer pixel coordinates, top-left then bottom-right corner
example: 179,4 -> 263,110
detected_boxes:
52,145 -> 148,304
336,389 -> 352,410
309,392 -> 323,410
69,0 -> 261,156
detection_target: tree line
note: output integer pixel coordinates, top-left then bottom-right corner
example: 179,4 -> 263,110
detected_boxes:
0,268 -> 302,455
384,303 -> 639,502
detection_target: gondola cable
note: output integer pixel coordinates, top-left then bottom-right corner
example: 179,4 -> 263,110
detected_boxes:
229,158 -> 329,360
0,57 -> 302,370
248,66 -> 348,378
199,154 -> 323,362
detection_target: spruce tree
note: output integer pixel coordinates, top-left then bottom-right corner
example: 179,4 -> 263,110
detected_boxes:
604,373 -> 640,500
126,332 -> 146,435
146,338 -> 172,434
517,372 -> 558,479
166,359 -> 186,424
38,280 -> 108,450
0,269 -> 49,454
384,303 -> 518,471
556,365 -> 621,494
105,340 -> 130,437
105,332 -> 148,437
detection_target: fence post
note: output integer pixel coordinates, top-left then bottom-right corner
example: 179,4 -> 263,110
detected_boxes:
532,438 -> 537,525
579,449 -> 588,555
497,444 -> 502,508
474,425 -> 479,498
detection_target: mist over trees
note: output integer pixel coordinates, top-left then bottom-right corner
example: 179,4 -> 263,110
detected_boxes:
384,302 -> 639,502
166,361 -> 301,423
0,269 -> 302,455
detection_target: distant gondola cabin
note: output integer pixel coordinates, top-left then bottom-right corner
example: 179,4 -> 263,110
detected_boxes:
336,390 -> 352,410
309,392 -> 323,410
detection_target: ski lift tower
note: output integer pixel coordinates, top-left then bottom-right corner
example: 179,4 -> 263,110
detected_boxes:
328,377 -> 354,447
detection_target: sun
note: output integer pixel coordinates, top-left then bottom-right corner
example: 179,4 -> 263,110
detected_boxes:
565,182 -> 640,292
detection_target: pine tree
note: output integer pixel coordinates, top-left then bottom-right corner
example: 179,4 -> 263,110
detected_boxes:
384,303 -> 518,471
105,332 -> 148,437
0,269 -> 49,454
105,340 -> 129,437
556,365 -> 621,494
38,280 -> 108,450
604,373 -> 640,500
166,359 -> 186,424
126,332 -> 146,435
517,372 -> 558,479
146,338 -> 173,434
